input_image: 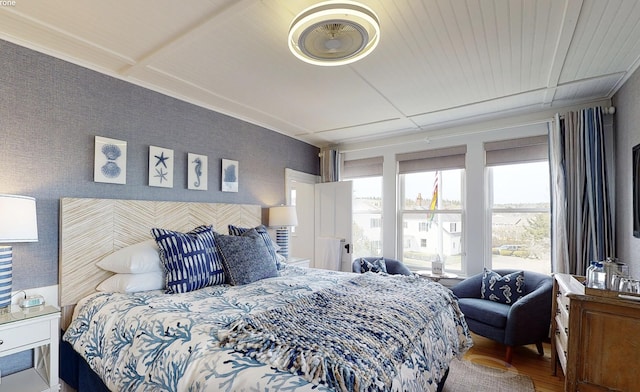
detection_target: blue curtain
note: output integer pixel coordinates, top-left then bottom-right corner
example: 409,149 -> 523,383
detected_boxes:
549,107 -> 614,275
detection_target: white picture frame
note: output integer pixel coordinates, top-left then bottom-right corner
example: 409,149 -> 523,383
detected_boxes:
188,153 -> 208,191
221,159 -> 238,192
94,136 -> 127,184
148,146 -> 174,188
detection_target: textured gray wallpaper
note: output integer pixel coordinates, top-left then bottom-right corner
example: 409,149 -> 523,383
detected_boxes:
613,66 -> 640,278
0,39 -> 320,292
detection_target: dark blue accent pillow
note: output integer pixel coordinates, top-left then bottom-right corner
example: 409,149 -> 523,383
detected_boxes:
214,229 -> 278,285
481,268 -> 525,304
228,224 -> 281,270
151,225 -> 224,294
359,258 -> 387,273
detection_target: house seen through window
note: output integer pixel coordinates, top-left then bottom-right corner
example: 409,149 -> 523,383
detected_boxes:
351,176 -> 383,259
400,169 -> 464,272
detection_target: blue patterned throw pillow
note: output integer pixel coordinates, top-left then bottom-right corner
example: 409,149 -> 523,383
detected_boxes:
151,225 -> 225,294
214,229 -> 278,285
228,224 -> 281,270
359,258 -> 387,273
481,268 -> 525,304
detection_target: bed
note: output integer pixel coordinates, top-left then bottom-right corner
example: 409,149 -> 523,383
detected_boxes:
58,198 -> 472,392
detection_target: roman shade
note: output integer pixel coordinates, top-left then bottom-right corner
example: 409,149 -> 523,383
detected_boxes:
342,157 -> 383,179
397,146 -> 466,174
484,135 -> 548,166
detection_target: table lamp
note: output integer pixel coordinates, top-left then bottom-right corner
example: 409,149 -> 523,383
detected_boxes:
269,205 -> 298,259
0,194 -> 38,311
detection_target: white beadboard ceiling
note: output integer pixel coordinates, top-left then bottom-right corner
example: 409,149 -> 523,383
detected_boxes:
1,0 -> 639,148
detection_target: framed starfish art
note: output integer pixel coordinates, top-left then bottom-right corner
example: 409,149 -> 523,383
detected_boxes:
149,146 -> 174,188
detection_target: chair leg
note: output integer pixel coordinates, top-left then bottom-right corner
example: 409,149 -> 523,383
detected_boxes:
535,341 -> 544,356
505,346 -> 513,364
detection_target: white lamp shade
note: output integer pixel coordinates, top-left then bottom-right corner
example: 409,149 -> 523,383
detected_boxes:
0,194 -> 38,242
269,206 -> 298,227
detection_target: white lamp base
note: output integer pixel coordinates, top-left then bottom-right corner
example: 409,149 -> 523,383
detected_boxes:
0,246 -> 13,310
275,228 -> 290,260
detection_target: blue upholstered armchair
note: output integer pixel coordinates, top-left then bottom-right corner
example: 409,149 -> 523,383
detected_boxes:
451,269 -> 553,363
352,257 -> 412,276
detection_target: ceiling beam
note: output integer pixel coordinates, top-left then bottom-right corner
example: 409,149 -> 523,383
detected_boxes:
543,0 -> 584,105
118,0 -> 253,77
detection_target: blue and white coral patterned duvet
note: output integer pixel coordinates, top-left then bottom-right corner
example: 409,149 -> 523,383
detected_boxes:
63,266 -> 472,392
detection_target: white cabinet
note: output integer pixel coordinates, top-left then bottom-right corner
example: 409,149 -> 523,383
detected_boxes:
0,305 -> 60,392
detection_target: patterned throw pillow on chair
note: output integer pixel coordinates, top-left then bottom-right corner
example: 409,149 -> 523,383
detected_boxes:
480,268 -> 525,304
359,258 -> 388,274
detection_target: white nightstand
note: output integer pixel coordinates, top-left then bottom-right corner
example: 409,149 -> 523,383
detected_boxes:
0,305 -> 60,392
287,257 -> 311,268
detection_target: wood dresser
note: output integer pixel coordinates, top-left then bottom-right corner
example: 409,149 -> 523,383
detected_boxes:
551,273 -> 640,391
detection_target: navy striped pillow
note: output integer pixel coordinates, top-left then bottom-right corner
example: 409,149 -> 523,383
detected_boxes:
228,224 -> 281,270
151,225 -> 224,294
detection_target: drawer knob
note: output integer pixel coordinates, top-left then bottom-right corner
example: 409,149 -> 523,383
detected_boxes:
565,304 -> 569,310
564,327 -> 568,334
0,339 -> 3,345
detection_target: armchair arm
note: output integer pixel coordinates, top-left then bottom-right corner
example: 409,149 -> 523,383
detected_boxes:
385,258 -> 411,275
451,273 -> 485,299
504,278 -> 553,346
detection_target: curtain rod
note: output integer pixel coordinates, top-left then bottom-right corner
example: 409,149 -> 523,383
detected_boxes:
558,106 -> 616,119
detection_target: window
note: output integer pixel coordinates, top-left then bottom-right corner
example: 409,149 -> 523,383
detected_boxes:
486,136 -> 551,274
400,169 -> 464,271
343,157 -> 383,259
397,145 -> 466,272
351,176 -> 383,258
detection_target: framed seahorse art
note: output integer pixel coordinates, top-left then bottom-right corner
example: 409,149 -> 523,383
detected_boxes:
188,153 -> 208,191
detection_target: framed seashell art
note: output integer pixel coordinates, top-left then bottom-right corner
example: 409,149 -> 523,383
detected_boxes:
94,136 -> 127,184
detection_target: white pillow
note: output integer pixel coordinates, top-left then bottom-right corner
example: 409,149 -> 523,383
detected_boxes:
97,240 -> 162,274
96,271 -> 165,293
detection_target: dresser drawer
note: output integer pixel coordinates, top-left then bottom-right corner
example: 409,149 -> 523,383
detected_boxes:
554,314 -> 569,350
557,290 -> 570,313
556,296 -> 569,327
0,319 -> 50,354
554,334 -> 568,374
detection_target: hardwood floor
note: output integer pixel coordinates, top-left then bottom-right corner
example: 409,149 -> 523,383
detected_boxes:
462,333 -> 564,392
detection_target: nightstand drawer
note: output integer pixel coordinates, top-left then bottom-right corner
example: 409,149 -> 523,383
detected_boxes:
0,319 -> 50,354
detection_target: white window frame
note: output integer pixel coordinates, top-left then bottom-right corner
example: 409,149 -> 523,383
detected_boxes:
484,135 -> 550,272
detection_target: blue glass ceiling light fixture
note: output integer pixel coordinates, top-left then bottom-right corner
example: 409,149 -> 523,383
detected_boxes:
288,1 -> 380,66
0,194 -> 38,311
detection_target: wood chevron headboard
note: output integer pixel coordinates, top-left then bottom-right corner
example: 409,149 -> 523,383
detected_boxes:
58,197 -> 262,328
